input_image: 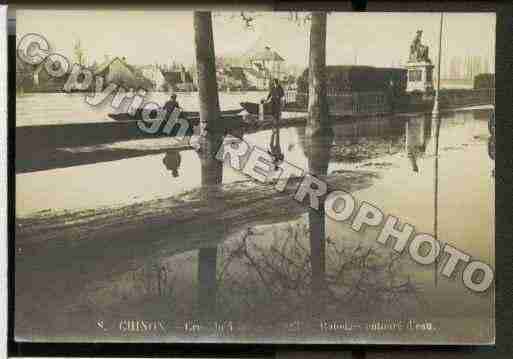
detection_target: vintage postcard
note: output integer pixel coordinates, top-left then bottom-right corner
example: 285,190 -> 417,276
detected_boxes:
13,8 -> 495,344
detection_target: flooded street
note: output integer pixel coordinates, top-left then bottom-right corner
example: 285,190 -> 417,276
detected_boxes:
16,116 -> 404,216
15,107 -> 494,344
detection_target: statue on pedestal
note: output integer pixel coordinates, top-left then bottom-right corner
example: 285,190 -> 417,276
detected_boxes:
409,30 -> 431,63
406,30 -> 434,92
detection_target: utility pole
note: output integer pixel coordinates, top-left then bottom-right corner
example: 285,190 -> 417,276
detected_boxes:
491,21 -> 495,74
432,13 -> 443,118
433,12 -> 443,287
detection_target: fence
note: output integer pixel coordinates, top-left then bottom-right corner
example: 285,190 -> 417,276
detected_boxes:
440,87 -> 495,108
291,90 -> 392,116
290,87 -> 494,115
284,89 -> 297,105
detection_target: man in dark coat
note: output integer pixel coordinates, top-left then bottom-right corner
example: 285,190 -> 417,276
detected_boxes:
265,78 -> 285,123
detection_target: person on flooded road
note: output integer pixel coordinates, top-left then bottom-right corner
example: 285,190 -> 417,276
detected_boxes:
264,78 -> 285,124
162,149 -> 182,178
163,93 -> 181,115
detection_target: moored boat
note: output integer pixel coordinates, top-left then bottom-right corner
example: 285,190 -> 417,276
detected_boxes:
240,101 -> 273,115
108,108 -> 243,122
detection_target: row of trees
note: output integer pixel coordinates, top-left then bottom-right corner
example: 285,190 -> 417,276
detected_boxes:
193,11 -> 330,315
194,11 -> 329,138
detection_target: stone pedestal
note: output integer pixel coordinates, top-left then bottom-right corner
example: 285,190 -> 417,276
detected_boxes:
406,61 -> 434,93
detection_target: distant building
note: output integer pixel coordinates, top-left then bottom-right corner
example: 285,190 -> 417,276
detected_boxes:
17,59 -> 75,93
16,57 -> 37,92
227,67 -> 248,88
15,55 -> 69,93
32,62 -> 69,92
214,44 -> 287,90
248,46 -> 285,81
242,67 -> 269,90
217,66 -> 248,90
162,66 -> 195,92
140,65 -> 166,91
94,57 -> 152,90
16,56 -> 155,93
212,43 -> 288,91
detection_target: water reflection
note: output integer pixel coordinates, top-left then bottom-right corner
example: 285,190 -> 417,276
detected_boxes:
179,110 -> 493,325
304,125 -> 334,313
162,150 -> 182,177
19,111 -> 488,217
296,117 -> 406,170
191,116 -> 337,321
405,114 -> 432,173
15,109 -> 495,341
17,116 -> 409,216
268,125 -> 285,170
196,128 -> 225,320
198,246 -> 218,319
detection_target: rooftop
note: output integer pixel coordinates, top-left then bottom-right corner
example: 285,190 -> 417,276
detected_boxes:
248,46 -> 284,62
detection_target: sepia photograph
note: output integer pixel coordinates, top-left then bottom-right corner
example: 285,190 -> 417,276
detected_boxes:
13,8 -> 495,345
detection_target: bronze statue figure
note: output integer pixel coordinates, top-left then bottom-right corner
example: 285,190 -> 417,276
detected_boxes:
409,30 -> 430,62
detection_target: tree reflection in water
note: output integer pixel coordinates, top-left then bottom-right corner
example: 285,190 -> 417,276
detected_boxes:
304,126 -> 333,317
92,116 -> 427,329
213,118 -> 420,325
216,223 -> 419,325
196,128 -> 224,320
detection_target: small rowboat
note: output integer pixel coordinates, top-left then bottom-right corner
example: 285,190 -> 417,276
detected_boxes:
108,108 -> 243,123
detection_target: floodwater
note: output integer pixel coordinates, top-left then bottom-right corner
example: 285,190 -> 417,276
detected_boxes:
16,91 -> 267,126
15,107 -> 495,344
16,116 -> 405,216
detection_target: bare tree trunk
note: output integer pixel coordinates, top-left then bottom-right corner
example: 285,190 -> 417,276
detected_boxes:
307,12 -> 329,135
193,11 -> 223,187
198,246 -> 218,317
193,11 -> 222,319
305,12 -> 331,315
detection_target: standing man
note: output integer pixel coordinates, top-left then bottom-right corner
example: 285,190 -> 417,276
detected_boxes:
265,78 -> 285,124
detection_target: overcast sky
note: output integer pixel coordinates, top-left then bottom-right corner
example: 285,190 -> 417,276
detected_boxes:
16,10 -> 495,70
